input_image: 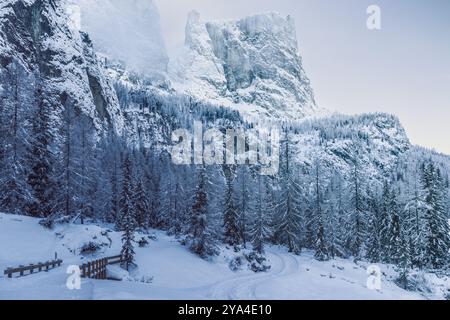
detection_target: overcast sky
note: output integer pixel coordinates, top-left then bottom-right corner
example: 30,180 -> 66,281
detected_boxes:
155,0 -> 450,154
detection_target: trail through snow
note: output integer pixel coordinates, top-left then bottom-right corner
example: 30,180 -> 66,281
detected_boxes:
0,213 -> 443,300
209,251 -> 298,300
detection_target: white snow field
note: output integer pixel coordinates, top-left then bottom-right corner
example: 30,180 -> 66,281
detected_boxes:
0,213 -> 447,300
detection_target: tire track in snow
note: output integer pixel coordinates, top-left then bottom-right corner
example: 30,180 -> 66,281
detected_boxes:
208,249 -> 301,300
229,251 -> 300,300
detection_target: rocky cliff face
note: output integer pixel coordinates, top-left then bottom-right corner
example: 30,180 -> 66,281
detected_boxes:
170,11 -> 319,120
0,0 -> 124,135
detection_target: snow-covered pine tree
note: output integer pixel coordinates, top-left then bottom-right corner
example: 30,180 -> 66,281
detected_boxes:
119,153 -> 137,270
186,165 -> 217,259
274,131 -> 303,254
90,138 -> 115,223
55,93 -> 88,221
104,133 -> 122,224
249,174 -> 273,255
403,166 -> 428,267
312,159 -> 329,261
365,188 -> 381,263
387,187 -> 405,265
421,162 -> 450,269
379,181 -> 393,263
26,84 -> 55,218
171,165 -> 190,236
347,150 -> 366,259
325,171 -> 348,258
0,61 -> 33,215
149,171 -> 162,229
158,152 -> 174,230
223,165 -> 241,247
72,113 -> 98,224
133,176 -> 150,229
236,165 -> 252,248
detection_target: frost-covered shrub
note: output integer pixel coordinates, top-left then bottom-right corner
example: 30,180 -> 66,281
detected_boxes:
246,251 -> 271,273
229,255 -> 246,272
138,237 -> 149,248
80,242 -> 102,255
39,216 -> 72,229
395,272 -> 433,293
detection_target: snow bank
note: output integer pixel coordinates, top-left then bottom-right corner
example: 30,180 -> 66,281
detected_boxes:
0,213 -> 446,300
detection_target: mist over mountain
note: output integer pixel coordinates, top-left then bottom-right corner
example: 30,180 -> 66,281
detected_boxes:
70,0 -> 169,80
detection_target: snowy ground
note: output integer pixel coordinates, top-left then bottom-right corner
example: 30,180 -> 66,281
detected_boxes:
0,213 -> 448,300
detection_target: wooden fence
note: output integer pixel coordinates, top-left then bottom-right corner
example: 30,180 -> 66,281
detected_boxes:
3,254 -> 124,280
80,254 -> 124,280
4,259 -> 63,278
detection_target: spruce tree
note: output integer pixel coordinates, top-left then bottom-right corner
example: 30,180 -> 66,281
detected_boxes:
186,166 -> 217,259
404,168 -> 427,267
365,189 -> 381,263
422,163 -> 450,269
133,177 -> 150,229
388,189 -> 403,265
312,160 -> 329,261
0,61 -> 33,215
249,175 -> 273,254
379,182 -> 392,263
274,131 -> 303,254
27,87 -> 55,218
347,154 -> 366,259
223,165 -> 241,247
119,153 -> 137,270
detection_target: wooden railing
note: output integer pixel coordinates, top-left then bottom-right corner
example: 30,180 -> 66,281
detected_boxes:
4,259 -> 63,278
80,254 -> 124,280
3,254 -> 123,280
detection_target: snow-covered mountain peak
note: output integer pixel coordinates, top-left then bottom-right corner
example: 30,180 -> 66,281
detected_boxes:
234,12 -> 298,48
169,11 -> 320,120
70,0 -> 168,81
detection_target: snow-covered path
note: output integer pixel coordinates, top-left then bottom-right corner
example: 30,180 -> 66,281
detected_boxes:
0,213 -> 444,300
208,251 -> 299,300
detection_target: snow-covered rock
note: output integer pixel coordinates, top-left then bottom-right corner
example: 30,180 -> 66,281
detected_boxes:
71,0 -> 169,81
170,11 -> 320,120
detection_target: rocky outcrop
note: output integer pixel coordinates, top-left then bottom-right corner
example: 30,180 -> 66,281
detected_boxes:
170,11 -> 319,120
